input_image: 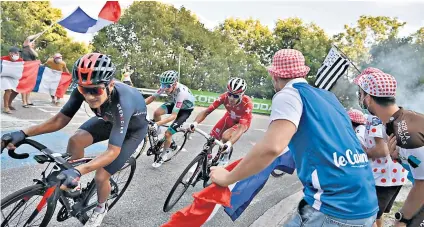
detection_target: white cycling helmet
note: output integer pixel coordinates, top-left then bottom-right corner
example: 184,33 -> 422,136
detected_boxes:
227,77 -> 247,94
159,70 -> 179,84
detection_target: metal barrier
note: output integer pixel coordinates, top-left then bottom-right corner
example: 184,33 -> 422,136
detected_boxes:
136,88 -> 167,97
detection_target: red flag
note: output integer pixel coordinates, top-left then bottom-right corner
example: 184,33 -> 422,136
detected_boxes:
98,1 -> 121,22
161,159 -> 242,227
55,72 -> 72,98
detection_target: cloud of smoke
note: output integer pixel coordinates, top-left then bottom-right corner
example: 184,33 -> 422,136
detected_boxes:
368,39 -> 424,113
332,39 -> 424,114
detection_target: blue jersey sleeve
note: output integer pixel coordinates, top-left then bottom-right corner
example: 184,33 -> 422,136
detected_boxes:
108,102 -> 132,147
60,88 -> 84,118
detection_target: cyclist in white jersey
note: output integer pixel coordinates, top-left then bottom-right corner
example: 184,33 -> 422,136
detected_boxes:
145,70 -> 195,167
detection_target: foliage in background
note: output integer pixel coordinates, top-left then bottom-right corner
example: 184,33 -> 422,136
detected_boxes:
1,1 -> 91,70
2,1 -> 423,108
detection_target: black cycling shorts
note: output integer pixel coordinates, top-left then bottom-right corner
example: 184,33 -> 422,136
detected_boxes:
376,185 -> 402,219
79,117 -> 148,175
160,102 -> 193,134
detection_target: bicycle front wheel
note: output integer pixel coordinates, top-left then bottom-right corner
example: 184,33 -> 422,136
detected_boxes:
163,154 -> 205,212
1,184 -> 57,227
271,169 -> 286,178
83,156 -> 137,214
164,131 -> 188,162
132,135 -> 148,160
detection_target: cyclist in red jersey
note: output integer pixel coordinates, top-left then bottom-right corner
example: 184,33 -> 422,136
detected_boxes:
189,78 -> 253,165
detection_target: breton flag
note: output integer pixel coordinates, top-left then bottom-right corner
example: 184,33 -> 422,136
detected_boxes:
0,60 -> 40,93
58,1 -> 121,34
33,66 -> 73,98
314,46 -> 350,91
161,151 -> 295,227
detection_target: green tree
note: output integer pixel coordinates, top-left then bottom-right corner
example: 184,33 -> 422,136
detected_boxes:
217,18 -> 276,66
333,16 -> 406,64
273,18 -> 332,83
412,27 -> 424,44
92,2 -> 273,98
1,1 -> 90,69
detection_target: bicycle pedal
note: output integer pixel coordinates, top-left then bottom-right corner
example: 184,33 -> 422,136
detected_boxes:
146,147 -> 154,156
57,206 -> 70,222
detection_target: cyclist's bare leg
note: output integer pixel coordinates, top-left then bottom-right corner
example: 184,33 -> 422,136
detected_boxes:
66,129 -> 94,160
221,127 -> 241,144
163,129 -> 172,149
153,107 -> 166,122
221,129 -> 233,143
94,168 -> 111,204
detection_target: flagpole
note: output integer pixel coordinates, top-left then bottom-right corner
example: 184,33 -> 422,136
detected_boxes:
332,44 -> 361,74
31,22 -> 58,42
178,53 -> 181,76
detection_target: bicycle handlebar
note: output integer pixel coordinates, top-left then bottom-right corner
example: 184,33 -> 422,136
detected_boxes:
193,127 -> 224,147
1,135 -> 47,160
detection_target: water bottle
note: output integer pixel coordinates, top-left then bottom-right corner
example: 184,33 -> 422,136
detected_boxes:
151,127 -> 158,137
207,153 -> 213,166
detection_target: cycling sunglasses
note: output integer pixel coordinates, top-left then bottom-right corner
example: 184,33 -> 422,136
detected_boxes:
161,83 -> 173,89
77,85 -> 106,96
227,92 -> 240,99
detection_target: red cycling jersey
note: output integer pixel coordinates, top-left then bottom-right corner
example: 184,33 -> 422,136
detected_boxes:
207,93 -> 253,140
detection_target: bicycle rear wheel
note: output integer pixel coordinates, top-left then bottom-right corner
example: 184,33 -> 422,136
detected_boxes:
163,154 -> 205,212
1,184 -> 56,227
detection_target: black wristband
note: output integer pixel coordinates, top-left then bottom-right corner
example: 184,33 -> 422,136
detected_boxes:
20,130 -> 29,138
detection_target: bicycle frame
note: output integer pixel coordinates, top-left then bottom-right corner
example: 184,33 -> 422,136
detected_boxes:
192,127 -> 225,184
2,136 -> 135,226
1,138 -> 77,225
146,120 -> 189,161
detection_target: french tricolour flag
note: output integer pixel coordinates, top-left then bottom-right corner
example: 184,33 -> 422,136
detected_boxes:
1,60 -> 40,93
58,1 -> 121,34
162,150 -> 295,227
33,66 -> 72,98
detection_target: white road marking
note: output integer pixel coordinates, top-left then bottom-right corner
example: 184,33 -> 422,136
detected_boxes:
1,118 -> 42,122
31,105 -> 61,108
38,108 -> 57,113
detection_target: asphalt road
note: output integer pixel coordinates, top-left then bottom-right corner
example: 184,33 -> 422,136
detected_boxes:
1,92 -> 302,227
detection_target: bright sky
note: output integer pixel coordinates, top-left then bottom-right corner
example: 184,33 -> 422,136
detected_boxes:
50,0 -> 424,44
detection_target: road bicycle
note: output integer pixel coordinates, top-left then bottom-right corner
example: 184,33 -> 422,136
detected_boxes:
163,127 -> 232,212
143,120 -> 190,164
0,135 -> 135,227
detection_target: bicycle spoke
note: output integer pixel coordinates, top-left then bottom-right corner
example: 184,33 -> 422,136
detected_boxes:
114,171 -> 130,185
6,198 -> 34,226
4,195 -> 45,227
9,200 -> 29,225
